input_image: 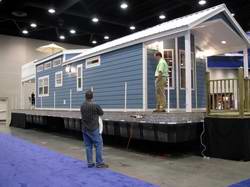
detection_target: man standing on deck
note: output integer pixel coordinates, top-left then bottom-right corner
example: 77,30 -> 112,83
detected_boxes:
154,52 -> 168,112
80,90 -> 108,168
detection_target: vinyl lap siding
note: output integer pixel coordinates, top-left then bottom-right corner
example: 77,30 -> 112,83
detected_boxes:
83,44 -> 143,109
36,44 -> 143,110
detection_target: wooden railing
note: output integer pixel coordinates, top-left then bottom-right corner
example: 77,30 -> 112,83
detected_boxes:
206,68 -> 250,117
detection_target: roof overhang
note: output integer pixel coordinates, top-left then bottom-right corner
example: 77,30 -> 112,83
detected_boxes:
34,49 -> 86,66
193,19 -> 248,56
64,4 -> 250,65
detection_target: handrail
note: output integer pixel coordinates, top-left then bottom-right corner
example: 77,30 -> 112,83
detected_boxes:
206,67 -> 250,117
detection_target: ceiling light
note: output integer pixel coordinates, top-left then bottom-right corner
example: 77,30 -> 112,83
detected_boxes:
30,23 -> 37,28
120,2 -> 128,9
231,13 -> 235,16
92,40 -> 97,44
22,30 -> 28,35
92,17 -> 99,23
130,25 -> 136,30
198,0 -> 207,5
59,35 -> 65,40
70,29 -> 76,34
48,8 -> 56,14
104,35 -> 109,40
221,40 -> 227,44
159,14 -> 166,20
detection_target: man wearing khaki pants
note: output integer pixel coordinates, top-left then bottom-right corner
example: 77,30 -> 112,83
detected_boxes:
154,52 -> 168,112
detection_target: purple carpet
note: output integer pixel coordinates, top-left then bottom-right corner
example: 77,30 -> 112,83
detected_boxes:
0,133 -> 158,187
229,179 -> 250,187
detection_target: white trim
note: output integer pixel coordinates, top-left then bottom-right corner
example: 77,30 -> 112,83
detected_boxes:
85,56 -> 101,69
164,49 -> 175,89
142,43 -> 148,111
34,49 -> 86,66
38,75 -> 49,97
185,31 -> 192,112
64,4 -> 250,65
76,64 -> 83,91
53,58 -> 62,67
55,71 -> 63,87
243,48 -> 249,78
37,64 -> 43,72
34,107 -> 206,112
175,37 -> 180,109
64,26 -> 189,66
44,61 -> 52,70
53,91 -> 56,109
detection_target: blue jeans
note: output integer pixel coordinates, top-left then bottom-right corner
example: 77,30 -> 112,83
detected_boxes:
83,128 -> 104,167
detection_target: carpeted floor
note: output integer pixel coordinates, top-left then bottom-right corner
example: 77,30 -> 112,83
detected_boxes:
229,179 -> 250,187
0,133 -> 158,187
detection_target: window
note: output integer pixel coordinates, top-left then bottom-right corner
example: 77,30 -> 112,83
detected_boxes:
164,49 -> 174,89
37,64 -> 43,72
53,58 -> 62,67
76,64 -> 83,91
86,56 -> 100,69
55,71 -> 63,87
44,61 -> 52,70
38,76 -> 49,97
179,50 -> 195,89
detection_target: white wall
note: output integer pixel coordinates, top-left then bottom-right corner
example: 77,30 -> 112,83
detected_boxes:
0,34 -> 87,125
208,68 -> 238,79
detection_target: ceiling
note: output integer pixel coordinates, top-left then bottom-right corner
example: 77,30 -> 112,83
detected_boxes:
0,0 -> 249,46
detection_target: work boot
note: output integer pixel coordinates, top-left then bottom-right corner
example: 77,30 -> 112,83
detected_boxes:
96,163 -> 109,168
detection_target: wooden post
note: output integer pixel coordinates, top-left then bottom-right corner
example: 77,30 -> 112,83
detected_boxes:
238,67 -> 244,117
206,72 -> 210,115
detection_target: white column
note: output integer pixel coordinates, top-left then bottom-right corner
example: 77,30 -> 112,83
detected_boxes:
175,37 -> 180,109
142,43 -> 148,111
185,31 -> 192,112
243,48 -> 249,78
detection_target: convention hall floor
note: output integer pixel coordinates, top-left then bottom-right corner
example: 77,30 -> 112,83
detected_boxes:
0,123 -> 249,187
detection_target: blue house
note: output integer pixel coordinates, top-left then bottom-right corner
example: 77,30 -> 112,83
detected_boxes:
35,4 -> 250,113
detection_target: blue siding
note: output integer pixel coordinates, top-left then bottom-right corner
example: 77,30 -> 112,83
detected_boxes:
36,44 -> 143,109
36,55 -> 68,108
65,53 -> 81,61
83,44 -> 143,109
196,59 -> 206,108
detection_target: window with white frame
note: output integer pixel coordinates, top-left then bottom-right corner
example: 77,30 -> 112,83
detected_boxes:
179,50 -> 195,89
38,76 -> 49,96
44,61 -> 52,70
37,64 -> 43,72
164,49 -> 174,89
53,58 -> 62,67
55,71 -> 63,87
76,64 -> 83,91
86,56 -> 100,69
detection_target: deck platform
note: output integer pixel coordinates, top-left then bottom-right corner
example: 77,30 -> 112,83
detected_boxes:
10,109 -> 205,143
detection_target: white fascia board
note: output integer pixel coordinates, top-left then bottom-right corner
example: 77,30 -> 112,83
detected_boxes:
34,52 -> 63,66
64,26 -> 189,66
34,49 -> 87,66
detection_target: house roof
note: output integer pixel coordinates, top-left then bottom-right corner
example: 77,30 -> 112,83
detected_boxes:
34,49 -> 86,65
65,4 -> 250,65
